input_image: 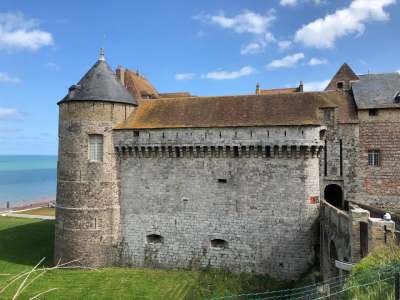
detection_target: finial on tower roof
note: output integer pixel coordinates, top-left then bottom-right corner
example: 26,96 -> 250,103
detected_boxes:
99,48 -> 105,61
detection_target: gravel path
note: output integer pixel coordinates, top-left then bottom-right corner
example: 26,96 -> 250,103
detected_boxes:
0,212 -> 55,220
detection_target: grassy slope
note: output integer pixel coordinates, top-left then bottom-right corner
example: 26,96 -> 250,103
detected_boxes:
14,207 -> 55,216
343,246 -> 400,300
0,217 -> 286,300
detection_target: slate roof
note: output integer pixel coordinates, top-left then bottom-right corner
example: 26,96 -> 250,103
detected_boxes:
59,60 -> 137,105
352,73 -> 400,109
116,91 -> 353,129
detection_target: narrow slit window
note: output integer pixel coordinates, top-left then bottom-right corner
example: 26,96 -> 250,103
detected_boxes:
211,239 -> 228,249
233,146 -> 239,158
146,234 -> 163,244
368,150 -> 380,167
89,134 -> 103,161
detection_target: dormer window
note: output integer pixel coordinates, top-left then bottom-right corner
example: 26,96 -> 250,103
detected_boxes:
395,91 -> 400,103
369,109 -> 378,116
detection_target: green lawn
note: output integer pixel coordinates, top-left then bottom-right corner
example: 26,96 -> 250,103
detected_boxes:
0,217 -> 288,300
14,207 -> 55,217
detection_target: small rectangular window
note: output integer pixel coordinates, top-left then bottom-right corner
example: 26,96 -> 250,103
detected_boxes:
368,150 -> 380,167
323,110 -> 332,122
89,134 -> 103,161
218,179 -> 227,183
337,82 -> 344,89
369,109 -> 378,116
134,131 -> 140,137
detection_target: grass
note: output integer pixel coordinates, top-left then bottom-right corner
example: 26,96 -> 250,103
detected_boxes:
0,216 -> 292,300
342,246 -> 400,300
14,207 -> 55,217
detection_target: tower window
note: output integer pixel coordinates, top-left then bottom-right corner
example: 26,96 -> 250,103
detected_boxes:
369,109 -> 378,116
88,134 -> 103,161
368,150 -> 380,167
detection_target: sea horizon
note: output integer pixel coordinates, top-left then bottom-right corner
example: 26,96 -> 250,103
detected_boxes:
0,155 -> 57,207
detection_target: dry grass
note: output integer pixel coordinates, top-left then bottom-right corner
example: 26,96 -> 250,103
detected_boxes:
15,208 -> 55,217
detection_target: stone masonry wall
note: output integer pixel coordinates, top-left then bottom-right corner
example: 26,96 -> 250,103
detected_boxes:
318,107 -> 359,206
357,109 -> 400,212
55,101 -> 135,267
114,126 -> 322,280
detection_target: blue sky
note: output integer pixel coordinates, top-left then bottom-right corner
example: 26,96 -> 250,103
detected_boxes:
0,0 -> 399,155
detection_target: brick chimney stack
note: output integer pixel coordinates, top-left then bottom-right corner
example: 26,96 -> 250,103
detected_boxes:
298,81 -> 304,92
116,66 -> 126,86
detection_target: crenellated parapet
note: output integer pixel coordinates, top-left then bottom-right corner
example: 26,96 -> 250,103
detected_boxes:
114,143 -> 323,159
113,126 -> 325,159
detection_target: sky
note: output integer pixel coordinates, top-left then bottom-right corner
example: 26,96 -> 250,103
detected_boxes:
0,0 -> 399,155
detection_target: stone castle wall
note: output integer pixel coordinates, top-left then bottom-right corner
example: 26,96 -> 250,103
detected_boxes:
357,109 -> 400,212
55,101 -> 134,266
318,107 -> 359,207
113,126 -> 322,280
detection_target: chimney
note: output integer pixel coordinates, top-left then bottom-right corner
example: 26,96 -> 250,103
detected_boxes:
116,66 -> 125,86
298,81 -> 304,92
256,83 -> 260,95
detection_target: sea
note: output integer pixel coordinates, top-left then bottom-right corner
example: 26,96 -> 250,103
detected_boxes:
0,155 -> 57,208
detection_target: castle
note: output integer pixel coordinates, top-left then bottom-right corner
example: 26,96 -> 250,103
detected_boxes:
55,49 -> 400,280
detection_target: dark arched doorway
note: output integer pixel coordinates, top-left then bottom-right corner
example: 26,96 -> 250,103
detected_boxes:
324,184 -> 343,208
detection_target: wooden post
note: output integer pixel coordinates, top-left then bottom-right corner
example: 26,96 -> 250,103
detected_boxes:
395,273 -> 400,300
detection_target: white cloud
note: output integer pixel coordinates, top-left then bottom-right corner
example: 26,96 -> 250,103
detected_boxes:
280,0 -> 325,6
0,72 -> 20,83
0,12 -> 53,51
240,43 -> 263,55
174,73 -> 195,80
45,62 -> 59,69
0,107 -> 19,119
195,10 -> 276,55
240,32 -> 276,56
308,57 -> 328,66
295,0 -> 395,49
202,66 -> 255,80
303,79 -> 330,91
278,40 -> 292,51
280,0 -> 298,6
397,70 -> 400,74
195,9 -> 276,35
267,53 -> 305,69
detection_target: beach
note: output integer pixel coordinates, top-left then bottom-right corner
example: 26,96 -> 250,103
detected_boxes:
0,155 -> 57,210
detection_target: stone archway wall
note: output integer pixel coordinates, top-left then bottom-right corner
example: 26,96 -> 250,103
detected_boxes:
320,200 -> 351,279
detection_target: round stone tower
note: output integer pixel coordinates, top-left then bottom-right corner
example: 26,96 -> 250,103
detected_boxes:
54,49 -> 137,267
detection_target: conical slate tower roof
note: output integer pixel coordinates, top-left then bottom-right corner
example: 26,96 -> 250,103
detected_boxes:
59,49 -> 137,105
